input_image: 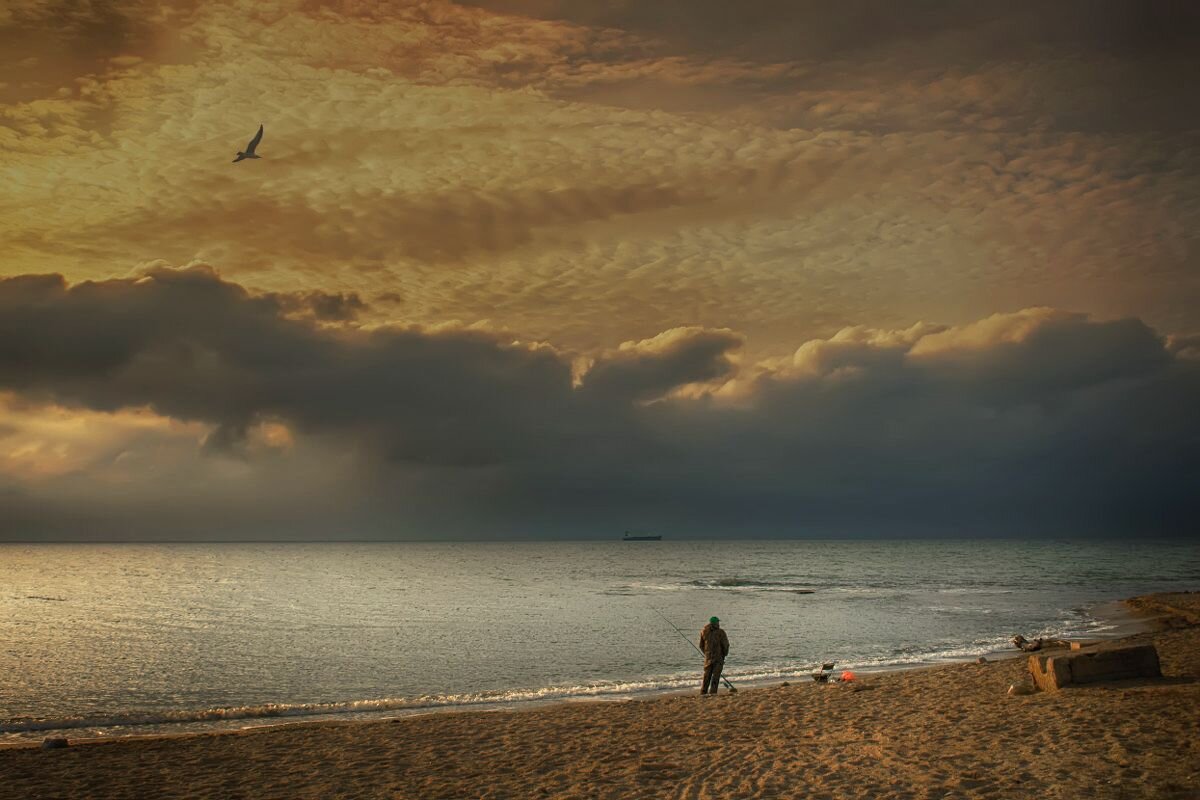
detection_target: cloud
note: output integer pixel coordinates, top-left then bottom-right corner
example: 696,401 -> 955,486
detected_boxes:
1,269 -> 1196,539
270,288 -> 367,321
0,266 -> 574,466
1,0 -> 1197,359
460,1 -> 1200,67
0,393 -> 207,480
1167,333 -> 1200,361
579,327 -> 743,403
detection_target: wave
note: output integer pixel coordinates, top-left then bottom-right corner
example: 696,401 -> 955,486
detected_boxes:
2,605 -> 1132,741
935,588 -> 1016,595
685,579 -> 815,593
2,671 -> 749,737
924,605 -> 996,615
0,687 -> 642,736
0,628 -> 1037,740
621,580 -> 1021,598
0,637 -> 1027,740
0,669 -> 818,738
0,641 -> 1001,739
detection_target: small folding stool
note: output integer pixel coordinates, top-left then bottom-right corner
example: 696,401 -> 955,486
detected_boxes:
811,662 -> 836,683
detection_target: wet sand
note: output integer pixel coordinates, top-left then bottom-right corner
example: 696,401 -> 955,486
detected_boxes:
2,592 -> 1198,799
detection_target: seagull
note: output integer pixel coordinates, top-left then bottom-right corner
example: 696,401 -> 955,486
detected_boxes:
232,124 -> 264,163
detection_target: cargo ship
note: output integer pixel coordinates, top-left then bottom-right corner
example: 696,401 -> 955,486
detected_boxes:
623,530 -> 662,541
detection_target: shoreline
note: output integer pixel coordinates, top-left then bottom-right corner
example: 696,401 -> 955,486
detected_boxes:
0,594 -> 1157,747
1,591 -> 1196,799
0,595 -> 1151,747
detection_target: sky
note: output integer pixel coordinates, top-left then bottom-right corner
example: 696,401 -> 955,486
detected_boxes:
1,0 -> 1197,539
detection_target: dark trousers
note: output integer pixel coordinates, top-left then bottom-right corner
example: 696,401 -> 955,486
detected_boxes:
702,661 -> 724,694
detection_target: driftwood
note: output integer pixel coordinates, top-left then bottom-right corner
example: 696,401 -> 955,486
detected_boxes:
1012,634 -> 1071,653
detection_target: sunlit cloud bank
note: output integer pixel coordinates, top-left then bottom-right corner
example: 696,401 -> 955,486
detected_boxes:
1,268 -> 1196,539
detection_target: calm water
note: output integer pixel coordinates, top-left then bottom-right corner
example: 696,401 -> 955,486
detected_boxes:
1,540 -> 1197,741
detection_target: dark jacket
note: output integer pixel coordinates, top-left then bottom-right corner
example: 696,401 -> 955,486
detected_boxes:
699,622 -> 729,666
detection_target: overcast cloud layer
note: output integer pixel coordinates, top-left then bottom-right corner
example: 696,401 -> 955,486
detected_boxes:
1,1 -> 1198,538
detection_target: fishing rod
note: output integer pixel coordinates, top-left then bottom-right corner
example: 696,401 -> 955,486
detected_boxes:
649,607 -> 737,693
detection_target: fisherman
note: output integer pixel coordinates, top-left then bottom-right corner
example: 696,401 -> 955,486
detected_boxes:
699,616 -> 730,695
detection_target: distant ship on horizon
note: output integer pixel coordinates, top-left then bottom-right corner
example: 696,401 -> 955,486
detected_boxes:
623,530 -> 662,541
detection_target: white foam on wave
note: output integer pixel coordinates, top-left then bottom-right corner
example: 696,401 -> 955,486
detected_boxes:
685,578 -> 817,593
924,605 -> 996,614
935,587 -> 1016,595
0,675 -> 713,738
0,652 -> 969,740
0,634 -> 1025,740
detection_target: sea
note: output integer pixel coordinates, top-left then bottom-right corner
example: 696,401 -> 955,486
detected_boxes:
1,539 -> 1197,743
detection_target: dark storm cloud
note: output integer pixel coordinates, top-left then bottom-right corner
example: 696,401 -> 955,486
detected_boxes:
1,270 -> 1197,539
0,267 -> 739,470
0,267 -> 574,466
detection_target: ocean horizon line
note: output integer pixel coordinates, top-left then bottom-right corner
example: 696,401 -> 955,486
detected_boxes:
3,534 -> 1197,545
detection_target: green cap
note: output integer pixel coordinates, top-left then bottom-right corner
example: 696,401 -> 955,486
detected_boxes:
710,616 -> 720,623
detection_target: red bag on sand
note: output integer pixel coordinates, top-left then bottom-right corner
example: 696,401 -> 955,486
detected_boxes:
841,671 -> 855,682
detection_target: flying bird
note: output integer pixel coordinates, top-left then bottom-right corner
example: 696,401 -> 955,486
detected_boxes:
232,124 -> 264,163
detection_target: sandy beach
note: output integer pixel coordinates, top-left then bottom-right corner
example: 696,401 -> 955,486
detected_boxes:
2,592 -> 1197,800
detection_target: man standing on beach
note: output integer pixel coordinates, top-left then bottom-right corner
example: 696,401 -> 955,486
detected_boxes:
699,616 -> 730,694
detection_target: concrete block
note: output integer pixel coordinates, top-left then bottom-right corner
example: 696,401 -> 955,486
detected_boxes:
1069,644 -> 1161,684
1028,654 -> 1070,691
1028,643 -> 1161,691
